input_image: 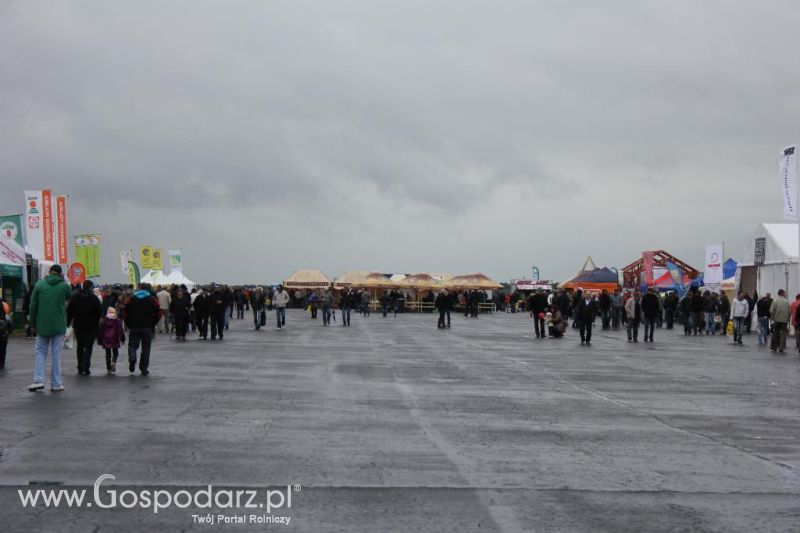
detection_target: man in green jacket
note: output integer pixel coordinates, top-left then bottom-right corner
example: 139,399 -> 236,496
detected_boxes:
28,264 -> 72,392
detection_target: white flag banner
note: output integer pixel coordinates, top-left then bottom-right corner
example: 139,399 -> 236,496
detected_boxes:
168,249 -> 182,272
704,243 -> 724,293
0,233 -> 26,266
23,190 -> 44,259
121,250 -> 132,275
780,144 -> 798,221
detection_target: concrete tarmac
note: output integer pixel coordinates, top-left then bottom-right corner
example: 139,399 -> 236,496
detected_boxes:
1,310 -> 799,532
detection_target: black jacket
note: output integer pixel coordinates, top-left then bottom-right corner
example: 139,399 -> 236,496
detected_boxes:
576,298 -> 596,322
641,293 -> 660,319
123,291 -> 162,330
67,289 -> 102,334
193,293 -> 210,316
756,297 -> 773,318
170,296 -> 191,320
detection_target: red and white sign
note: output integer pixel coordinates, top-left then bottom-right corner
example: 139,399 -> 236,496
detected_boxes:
67,262 -> 86,285
42,189 -> 54,261
704,243 -> 724,293
56,195 -> 68,264
0,233 -> 26,266
24,190 -> 44,259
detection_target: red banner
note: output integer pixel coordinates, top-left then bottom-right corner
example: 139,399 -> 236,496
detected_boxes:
642,251 -> 655,286
56,196 -> 68,264
67,262 -> 86,285
42,189 -> 54,261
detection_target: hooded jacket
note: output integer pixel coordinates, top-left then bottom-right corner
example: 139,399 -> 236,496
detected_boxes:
122,290 -> 162,330
29,274 -> 72,336
98,316 -> 125,349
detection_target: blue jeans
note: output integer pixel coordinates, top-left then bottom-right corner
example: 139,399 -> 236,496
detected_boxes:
276,307 -> 286,328
733,317 -> 746,342
225,306 -> 231,328
705,312 -> 716,334
128,328 -> 153,372
643,318 -> 656,341
341,307 -> 351,325
34,335 -> 64,387
757,317 -> 770,345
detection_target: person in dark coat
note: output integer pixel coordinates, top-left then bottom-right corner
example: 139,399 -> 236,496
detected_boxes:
575,291 -> 596,345
531,290 -> 548,338
435,290 -> 450,329
193,288 -> 210,339
121,283 -> 162,375
169,289 -> 191,341
251,287 -> 266,330
640,288 -> 660,343
690,288 -> 705,335
210,287 -> 227,340
663,292 -> 679,329
67,280 -> 103,375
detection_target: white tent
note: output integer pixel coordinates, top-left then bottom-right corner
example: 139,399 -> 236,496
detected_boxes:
141,270 -> 197,290
735,223 -> 798,298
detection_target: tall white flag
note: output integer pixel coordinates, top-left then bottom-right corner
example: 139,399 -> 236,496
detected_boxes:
780,144 -> 797,220
704,243 -> 724,293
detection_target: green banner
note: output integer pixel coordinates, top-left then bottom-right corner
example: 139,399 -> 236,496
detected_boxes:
0,214 -> 24,247
128,261 -> 140,287
74,234 -> 101,278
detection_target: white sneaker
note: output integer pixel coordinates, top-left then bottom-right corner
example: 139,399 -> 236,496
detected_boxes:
28,382 -> 45,391
51,385 -> 65,392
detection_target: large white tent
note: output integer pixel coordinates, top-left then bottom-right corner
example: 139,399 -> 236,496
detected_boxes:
735,223 -> 798,298
141,270 -> 196,290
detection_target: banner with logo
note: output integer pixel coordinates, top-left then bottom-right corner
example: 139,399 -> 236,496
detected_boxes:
152,248 -> 164,271
23,190 -> 43,259
139,245 -> 155,269
74,234 -> 101,278
704,243 -> 724,293
531,266 -> 539,281
67,262 -> 87,285
168,249 -> 182,272
665,261 -> 687,298
41,189 -> 55,262
56,196 -> 68,264
0,214 -> 26,270
0,214 -> 24,247
121,250 -> 132,275
780,144 -> 798,220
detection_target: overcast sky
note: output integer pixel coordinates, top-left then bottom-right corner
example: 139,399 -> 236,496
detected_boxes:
1,1 -> 798,284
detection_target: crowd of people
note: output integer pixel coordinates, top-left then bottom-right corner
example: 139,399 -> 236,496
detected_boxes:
5,266 -> 799,393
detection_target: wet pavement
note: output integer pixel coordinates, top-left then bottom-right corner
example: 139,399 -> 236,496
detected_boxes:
1,310 -> 799,532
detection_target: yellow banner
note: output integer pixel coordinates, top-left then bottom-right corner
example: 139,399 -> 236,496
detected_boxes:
151,248 -> 164,270
139,245 -> 154,269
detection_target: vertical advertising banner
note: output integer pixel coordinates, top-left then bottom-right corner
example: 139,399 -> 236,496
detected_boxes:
128,261 -> 140,286
139,245 -> 154,269
23,190 -> 43,259
152,248 -> 164,271
665,261 -> 687,298
704,243 -> 724,293
780,144 -> 798,221
41,189 -> 54,262
168,249 -> 182,272
56,195 -> 68,264
642,251 -> 655,286
0,214 -> 26,272
121,250 -> 132,275
754,237 -> 766,267
74,234 -> 101,278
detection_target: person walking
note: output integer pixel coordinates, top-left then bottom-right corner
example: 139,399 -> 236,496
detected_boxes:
67,279 -> 103,375
756,292 -> 773,346
769,289 -> 791,354
98,307 -> 125,373
122,284 -> 161,375
0,299 -> 12,368
598,289 -> 612,330
703,291 -> 719,335
731,291 -> 749,345
156,286 -> 171,334
718,292 -> 731,334
193,287 -> 210,339
273,284 -> 289,329
28,265 -> 72,392
576,290 -> 596,346
640,288 -> 659,342
321,286 -> 333,326
340,288 -> 353,327
361,290 -> 371,317
663,291 -> 678,329
690,288 -> 705,335
251,287 -> 266,330
209,287 -> 227,340
611,289 -> 622,329
436,290 -> 449,329
625,290 -> 642,342
531,290 -> 547,338
679,292 -> 693,335
170,288 -> 191,341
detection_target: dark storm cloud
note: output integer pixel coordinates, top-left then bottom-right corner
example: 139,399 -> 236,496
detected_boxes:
0,1 -> 798,282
